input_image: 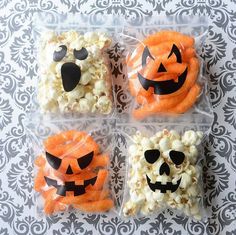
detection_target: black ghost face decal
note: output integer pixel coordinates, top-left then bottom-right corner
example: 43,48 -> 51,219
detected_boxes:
138,44 -> 188,95
44,175 -> 97,196
53,45 -> 89,92
45,151 -> 95,196
144,149 -> 185,193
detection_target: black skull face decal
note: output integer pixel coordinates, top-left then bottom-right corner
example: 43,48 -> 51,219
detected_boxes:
138,44 -> 188,95
53,45 -> 89,92
144,149 -> 185,193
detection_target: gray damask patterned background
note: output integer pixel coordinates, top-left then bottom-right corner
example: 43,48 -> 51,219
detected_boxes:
0,0 -> 236,234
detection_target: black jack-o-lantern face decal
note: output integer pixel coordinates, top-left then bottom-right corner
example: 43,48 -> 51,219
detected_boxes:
53,45 -> 89,92
138,44 -> 188,95
144,149 -> 185,193
44,151 -> 96,196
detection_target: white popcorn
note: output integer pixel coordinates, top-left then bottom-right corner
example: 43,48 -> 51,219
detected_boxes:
84,32 -> 99,42
159,137 -> 171,152
141,137 -> 153,150
38,31 -> 112,114
188,185 -> 199,197
123,129 -> 203,220
130,190 -> 145,204
132,131 -> 143,144
85,92 -> 96,105
55,62 -> 63,77
80,71 -> 92,85
182,130 -> 203,146
169,130 -> 180,140
79,98 -> 91,113
67,85 -> 85,103
96,96 -> 112,114
179,172 -> 191,189
123,200 -> 138,217
153,191 -> 164,202
171,139 -> 184,152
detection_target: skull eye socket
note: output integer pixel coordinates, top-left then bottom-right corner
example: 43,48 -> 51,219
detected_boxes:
46,152 -> 62,170
169,150 -> 185,165
73,47 -> 88,60
53,45 -> 67,62
144,149 -> 160,164
77,151 -> 94,169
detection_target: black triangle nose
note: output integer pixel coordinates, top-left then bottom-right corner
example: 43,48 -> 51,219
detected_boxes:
160,162 -> 170,176
157,62 -> 167,73
66,165 -> 73,174
61,62 -> 81,92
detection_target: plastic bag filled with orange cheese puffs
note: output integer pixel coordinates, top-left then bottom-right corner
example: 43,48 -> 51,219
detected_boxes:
27,118 -> 116,216
121,15 -> 212,121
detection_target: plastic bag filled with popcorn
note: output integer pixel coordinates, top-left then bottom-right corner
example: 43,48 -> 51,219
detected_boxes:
33,13 -> 122,117
118,121 -> 208,220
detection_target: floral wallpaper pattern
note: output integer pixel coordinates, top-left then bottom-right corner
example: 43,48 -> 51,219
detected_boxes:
0,0 -> 236,234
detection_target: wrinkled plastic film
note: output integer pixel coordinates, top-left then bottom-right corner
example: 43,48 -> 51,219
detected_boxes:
27,118 -> 116,216
32,13 -> 123,119
117,121 -> 207,221
120,15 -> 213,122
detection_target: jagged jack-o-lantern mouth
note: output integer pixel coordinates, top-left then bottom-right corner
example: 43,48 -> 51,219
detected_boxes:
138,45 -> 188,95
44,175 -> 97,196
144,149 -> 185,193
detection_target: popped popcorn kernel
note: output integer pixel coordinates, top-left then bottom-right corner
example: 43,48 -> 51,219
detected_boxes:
38,31 -> 113,114
123,129 -> 203,220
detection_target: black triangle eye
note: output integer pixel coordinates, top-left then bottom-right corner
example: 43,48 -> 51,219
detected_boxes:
144,149 -> 160,164
142,46 -> 154,67
46,152 -> 62,170
77,151 -> 94,169
169,150 -> 185,165
53,45 -> 67,62
73,47 -> 88,60
157,62 -> 167,72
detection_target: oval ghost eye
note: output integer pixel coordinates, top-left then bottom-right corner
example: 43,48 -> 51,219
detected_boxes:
53,45 -> 67,62
144,149 -> 160,164
169,150 -> 185,165
73,47 -> 88,60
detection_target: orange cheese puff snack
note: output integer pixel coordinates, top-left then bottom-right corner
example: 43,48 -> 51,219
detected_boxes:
34,130 -> 114,215
127,30 -> 201,119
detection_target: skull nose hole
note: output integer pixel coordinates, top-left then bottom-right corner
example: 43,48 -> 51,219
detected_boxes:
159,162 -> 170,176
66,164 -> 73,174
